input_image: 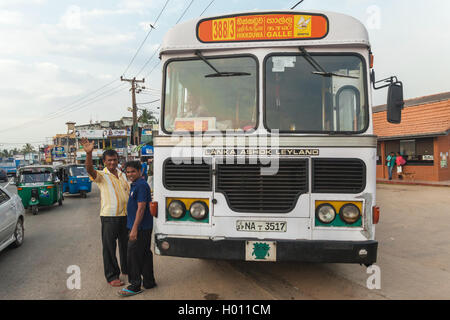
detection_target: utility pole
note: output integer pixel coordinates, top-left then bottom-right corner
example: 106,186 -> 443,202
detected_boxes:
121,76 -> 145,147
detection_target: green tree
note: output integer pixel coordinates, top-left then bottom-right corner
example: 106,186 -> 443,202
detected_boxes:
138,108 -> 159,125
22,143 -> 35,154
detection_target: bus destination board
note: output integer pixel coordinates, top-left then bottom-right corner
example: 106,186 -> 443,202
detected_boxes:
197,13 -> 328,43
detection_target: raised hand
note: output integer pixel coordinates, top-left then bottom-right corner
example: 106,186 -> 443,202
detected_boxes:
80,137 -> 94,153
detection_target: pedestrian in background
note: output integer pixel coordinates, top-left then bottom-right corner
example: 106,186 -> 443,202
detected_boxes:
386,152 -> 396,180
118,160 -> 156,297
81,138 -> 130,287
396,152 -> 406,180
147,158 -> 153,192
141,157 -> 148,182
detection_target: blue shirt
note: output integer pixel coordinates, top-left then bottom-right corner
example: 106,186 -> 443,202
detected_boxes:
127,177 -> 153,230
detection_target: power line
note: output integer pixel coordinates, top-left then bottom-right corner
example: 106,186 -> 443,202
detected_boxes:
45,80 -> 123,121
122,0 -> 171,77
1,0 -> 214,140
145,61 -> 162,79
0,78 -> 120,134
141,88 -> 161,93
137,99 -> 160,105
0,0 -> 172,133
135,0 -> 196,78
291,0 -> 305,10
46,83 -> 128,122
0,82 -> 128,136
14,85 -> 129,144
135,45 -> 161,78
0,141 -> 47,145
199,0 -> 215,17
176,0 -> 195,24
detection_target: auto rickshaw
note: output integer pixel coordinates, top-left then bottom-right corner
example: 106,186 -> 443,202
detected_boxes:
16,165 -> 64,215
62,164 -> 92,198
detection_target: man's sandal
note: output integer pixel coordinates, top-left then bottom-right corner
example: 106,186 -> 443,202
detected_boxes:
108,279 -> 125,287
117,288 -> 143,297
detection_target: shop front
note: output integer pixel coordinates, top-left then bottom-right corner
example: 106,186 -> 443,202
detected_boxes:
374,92 -> 450,182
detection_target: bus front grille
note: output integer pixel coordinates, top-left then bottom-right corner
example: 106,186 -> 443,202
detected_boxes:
312,158 -> 366,193
163,159 -> 212,191
216,159 -> 308,213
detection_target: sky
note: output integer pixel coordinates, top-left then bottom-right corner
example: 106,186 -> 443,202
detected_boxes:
0,0 -> 449,150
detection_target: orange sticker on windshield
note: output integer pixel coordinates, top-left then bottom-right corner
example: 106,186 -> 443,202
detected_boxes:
197,13 -> 328,43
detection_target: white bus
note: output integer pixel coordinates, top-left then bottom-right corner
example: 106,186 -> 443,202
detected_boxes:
152,10 -> 404,265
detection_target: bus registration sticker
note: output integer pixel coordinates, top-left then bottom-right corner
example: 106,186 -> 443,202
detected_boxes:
237,220 -> 287,232
246,241 -> 277,262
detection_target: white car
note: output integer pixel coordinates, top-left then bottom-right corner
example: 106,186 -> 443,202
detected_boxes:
0,184 -> 25,252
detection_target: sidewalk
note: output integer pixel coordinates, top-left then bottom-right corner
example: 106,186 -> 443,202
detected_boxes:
377,178 -> 450,187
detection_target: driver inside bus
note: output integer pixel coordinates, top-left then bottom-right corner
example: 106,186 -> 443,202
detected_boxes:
185,94 -> 210,118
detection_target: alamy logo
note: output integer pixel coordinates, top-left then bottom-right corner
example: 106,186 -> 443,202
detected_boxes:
366,265 -> 381,290
66,265 -> 81,290
366,5 -> 381,30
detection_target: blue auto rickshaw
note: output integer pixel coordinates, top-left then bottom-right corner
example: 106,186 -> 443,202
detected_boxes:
62,164 -> 92,198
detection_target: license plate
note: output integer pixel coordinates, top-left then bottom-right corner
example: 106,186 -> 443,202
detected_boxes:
236,220 -> 287,232
246,241 -> 277,262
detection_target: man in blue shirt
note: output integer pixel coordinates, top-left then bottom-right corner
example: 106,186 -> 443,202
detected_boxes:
118,161 -> 156,297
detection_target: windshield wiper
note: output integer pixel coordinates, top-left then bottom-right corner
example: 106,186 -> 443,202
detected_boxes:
311,71 -> 359,79
299,47 -> 359,79
195,50 -> 251,78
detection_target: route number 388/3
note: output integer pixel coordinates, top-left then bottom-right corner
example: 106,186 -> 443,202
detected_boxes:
213,19 -> 235,40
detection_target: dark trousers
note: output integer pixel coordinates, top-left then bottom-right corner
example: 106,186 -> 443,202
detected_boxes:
101,216 -> 128,282
127,229 -> 155,291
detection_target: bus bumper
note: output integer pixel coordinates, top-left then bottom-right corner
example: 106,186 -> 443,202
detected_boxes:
155,236 -> 378,265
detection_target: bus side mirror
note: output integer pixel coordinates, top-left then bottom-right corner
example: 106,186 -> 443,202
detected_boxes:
387,81 -> 404,124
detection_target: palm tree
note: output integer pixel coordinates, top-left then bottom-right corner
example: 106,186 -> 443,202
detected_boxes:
138,108 -> 159,125
22,143 -> 35,163
22,143 -> 35,154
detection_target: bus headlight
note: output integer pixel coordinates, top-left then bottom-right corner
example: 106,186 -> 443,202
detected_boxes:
167,200 -> 186,219
316,204 -> 336,224
189,201 -> 208,220
340,203 -> 361,224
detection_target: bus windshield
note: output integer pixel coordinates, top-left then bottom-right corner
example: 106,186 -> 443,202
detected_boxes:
265,54 -> 368,133
163,56 -> 258,132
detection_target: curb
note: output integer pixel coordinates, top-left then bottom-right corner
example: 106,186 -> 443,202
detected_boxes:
377,180 -> 450,187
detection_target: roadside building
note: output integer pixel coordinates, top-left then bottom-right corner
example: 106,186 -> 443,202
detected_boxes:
74,117 -> 131,165
50,122 -> 77,164
374,92 -> 450,182
74,117 -> 154,165
52,134 -> 75,163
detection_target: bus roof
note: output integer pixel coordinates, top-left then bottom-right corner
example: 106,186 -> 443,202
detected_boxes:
161,10 -> 370,54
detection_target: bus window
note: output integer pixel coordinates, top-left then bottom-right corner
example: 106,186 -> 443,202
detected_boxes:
337,86 -> 361,131
163,56 -> 258,132
265,54 -> 367,133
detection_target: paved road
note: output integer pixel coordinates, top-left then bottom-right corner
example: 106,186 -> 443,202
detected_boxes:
0,183 -> 449,299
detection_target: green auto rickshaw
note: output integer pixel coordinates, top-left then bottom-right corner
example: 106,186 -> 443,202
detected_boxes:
16,165 -> 64,215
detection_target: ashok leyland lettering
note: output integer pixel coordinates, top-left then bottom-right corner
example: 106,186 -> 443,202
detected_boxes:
151,10 -> 404,265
